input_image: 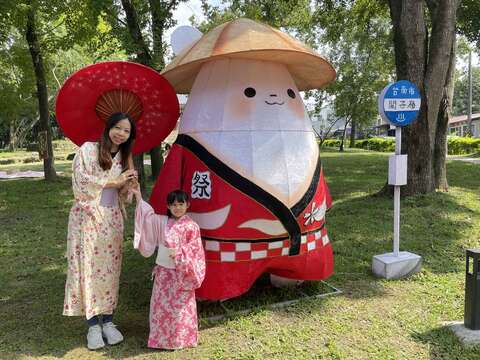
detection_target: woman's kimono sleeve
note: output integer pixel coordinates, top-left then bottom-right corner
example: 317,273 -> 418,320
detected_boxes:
175,223 -> 206,291
72,143 -> 109,202
134,199 -> 166,257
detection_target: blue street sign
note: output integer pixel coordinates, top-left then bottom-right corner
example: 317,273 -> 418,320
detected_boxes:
378,80 -> 421,126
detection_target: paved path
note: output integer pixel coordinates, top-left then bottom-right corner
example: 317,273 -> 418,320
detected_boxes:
448,156 -> 480,164
0,170 -> 47,179
0,170 -> 64,179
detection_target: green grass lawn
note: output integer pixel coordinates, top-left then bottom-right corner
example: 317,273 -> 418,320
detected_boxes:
1,149 -> 479,359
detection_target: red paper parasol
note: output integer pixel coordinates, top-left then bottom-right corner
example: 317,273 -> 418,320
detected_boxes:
56,61 -> 179,154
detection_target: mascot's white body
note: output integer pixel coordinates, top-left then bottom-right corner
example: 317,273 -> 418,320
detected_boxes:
150,20 -> 335,300
181,58 -> 318,209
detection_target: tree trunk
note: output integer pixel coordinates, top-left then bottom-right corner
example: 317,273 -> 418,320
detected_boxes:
9,122 -> 17,151
349,119 -> 356,148
388,0 -> 459,196
121,0 -> 151,191
339,118 -> 349,152
148,0 -> 166,71
147,0 -> 169,181
26,4 -> 56,181
133,153 -> 145,196
149,146 -> 163,180
121,0 -> 168,187
434,35 -> 456,191
121,0 -> 152,66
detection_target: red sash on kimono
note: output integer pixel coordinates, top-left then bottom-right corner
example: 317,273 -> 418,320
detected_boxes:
150,134 -> 334,300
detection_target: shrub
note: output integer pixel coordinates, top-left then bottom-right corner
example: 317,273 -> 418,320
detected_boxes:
321,139 -> 342,148
447,136 -> 480,155
354,137 -> 395,152
26,143 -> 38,151
321,135 -> 480,155
52,139 -> 77,152
23,156 -> 39,164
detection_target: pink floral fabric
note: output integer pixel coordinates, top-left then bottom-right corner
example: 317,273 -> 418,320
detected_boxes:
134,200 -> 206,349
63,142 -> 124,319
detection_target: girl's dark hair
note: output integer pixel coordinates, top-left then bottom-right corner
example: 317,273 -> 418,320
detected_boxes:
98,112 -> 136,170
166,190 -> 189,217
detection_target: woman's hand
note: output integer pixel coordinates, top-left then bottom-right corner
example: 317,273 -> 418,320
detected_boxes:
105,169 -> 137,189
116,169 -> 136,186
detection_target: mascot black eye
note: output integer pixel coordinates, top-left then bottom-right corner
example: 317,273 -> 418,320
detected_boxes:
287,89 -> 296,99
244,87 -> 256,98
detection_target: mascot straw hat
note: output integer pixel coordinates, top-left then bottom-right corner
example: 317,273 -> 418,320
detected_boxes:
162,18 -> 336,94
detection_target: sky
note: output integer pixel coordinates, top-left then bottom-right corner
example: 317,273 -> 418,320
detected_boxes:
172,0 -> 204,27
168,0 -> 220,105
167,0 -> 220,39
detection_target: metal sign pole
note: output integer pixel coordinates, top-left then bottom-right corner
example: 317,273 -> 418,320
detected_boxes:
373,80 -> 422,279
393,126 -> 401,257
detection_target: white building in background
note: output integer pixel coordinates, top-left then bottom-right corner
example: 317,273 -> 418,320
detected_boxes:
310,107 -> 394,139
448,113 -> 480,137
309,103 -> 397,139
310,105 -> 348,137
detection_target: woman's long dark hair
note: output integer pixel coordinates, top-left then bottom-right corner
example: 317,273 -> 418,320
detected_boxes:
98,112 -> 136,170
166,190 -> 189,218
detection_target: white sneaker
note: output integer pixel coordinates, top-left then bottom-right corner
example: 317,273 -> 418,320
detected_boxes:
87,324 -> 105,350
102,322 -> 124,345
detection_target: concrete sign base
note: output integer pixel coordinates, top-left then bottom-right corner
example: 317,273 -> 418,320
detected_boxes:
372,251 -> 422,279
445,321 -> 480,347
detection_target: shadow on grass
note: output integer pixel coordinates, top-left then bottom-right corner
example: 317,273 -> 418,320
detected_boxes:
411,325 -> 480,359
329,188 -> 479,278
322,152 -> 389,203
197,274 -> 340,329
447,161 -> 480,192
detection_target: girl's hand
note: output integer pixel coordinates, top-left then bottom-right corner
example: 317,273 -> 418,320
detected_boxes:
129,182 -> 142,202
168,248 -> 176,260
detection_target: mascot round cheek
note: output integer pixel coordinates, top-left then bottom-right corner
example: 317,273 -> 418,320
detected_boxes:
151,18 -> 336,300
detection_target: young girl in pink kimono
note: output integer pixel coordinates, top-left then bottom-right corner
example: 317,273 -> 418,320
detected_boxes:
132,188 -> 206,349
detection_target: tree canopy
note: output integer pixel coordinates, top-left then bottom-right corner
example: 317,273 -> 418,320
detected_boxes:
0,0 -> 477,193
453,66 -> 480,116
0,0 -> 126,150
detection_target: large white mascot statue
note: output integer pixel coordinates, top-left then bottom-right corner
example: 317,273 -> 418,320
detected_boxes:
150,18 -> 336,300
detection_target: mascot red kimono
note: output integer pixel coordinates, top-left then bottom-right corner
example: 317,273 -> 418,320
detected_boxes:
151,18 -> 337,300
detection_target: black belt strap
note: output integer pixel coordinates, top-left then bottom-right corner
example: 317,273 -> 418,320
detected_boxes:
176,134 -> 321,255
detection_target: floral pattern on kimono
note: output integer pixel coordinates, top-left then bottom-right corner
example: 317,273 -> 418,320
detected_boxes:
63,142 -> 124,319
134,199 -> 206,349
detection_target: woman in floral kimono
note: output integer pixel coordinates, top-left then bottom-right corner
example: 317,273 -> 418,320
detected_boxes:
63,112 -> 137,350
132,188 -> 206,350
